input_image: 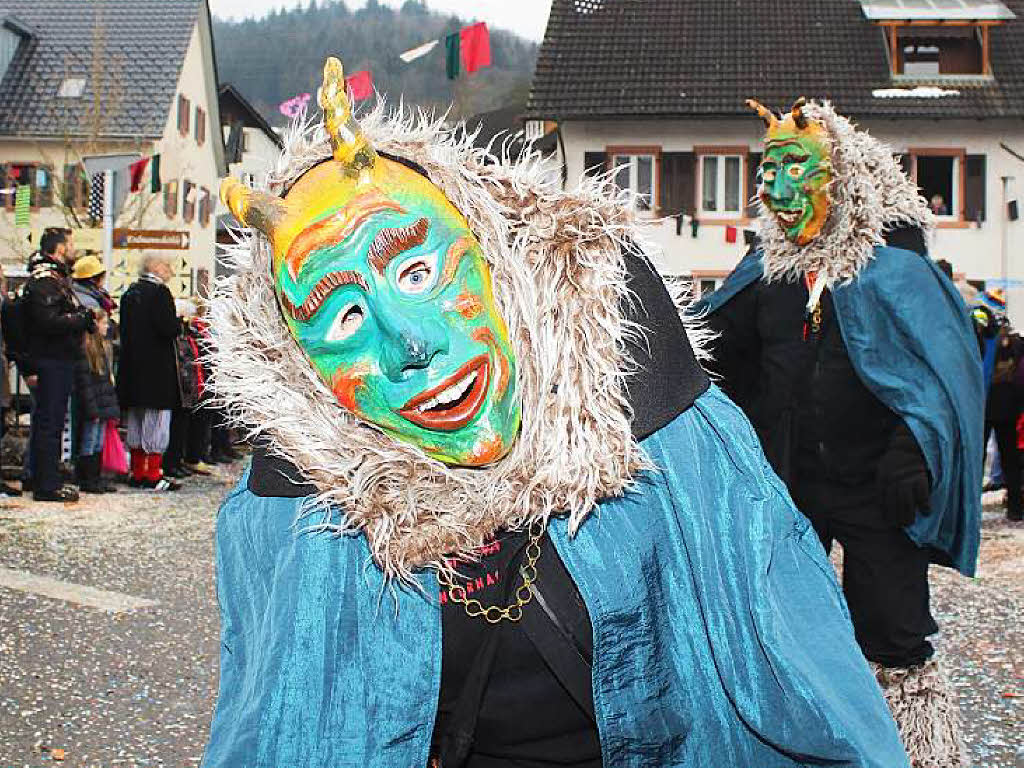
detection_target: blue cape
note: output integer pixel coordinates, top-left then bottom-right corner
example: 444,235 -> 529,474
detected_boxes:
696,245 -> 983,576
203,389 -> 909,768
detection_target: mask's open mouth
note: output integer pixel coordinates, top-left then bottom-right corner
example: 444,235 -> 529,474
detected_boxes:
773,208 -> 805,229
399,354 -> 490,431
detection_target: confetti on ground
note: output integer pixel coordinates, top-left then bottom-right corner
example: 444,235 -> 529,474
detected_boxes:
0,460 -> 1019,767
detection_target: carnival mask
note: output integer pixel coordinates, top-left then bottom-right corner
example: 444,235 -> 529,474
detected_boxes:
748,98 -> 833,246
221,58 -> 520,466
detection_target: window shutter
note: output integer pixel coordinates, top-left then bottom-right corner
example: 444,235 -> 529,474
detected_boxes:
659,152 -> 695,217
583,151 -> 607,178
745,152 -> 762,217
965,154 -> 986,223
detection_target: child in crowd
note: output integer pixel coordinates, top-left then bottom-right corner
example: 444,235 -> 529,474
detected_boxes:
75,310 -> 119,493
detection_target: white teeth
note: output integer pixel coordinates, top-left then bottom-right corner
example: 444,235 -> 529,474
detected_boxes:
418,369 -> 478,413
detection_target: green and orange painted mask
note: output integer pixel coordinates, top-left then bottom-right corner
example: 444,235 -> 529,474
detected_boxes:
221,58 -> 520,466
748,98 -> 833,246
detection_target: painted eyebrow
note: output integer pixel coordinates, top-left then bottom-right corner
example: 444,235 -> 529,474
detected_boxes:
367,217 -> 429,275
781,152 -> 811,164
280,270 -> 369,322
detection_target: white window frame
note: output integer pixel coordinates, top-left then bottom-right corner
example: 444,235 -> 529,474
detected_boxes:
912,150 -> 963,222
611,153 -> 657,214
698,153 -> 744,219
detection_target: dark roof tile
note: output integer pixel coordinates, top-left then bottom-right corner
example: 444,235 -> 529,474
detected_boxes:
527,0 -> 1024,120
0,0 -> 200,137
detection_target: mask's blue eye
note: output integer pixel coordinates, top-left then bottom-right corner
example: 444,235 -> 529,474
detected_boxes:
396,251 -> 439,295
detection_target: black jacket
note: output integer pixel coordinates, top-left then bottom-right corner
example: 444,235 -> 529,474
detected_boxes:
985,334 -> 1022,422
116,276 -> 181,410
705,226 -> 926,490
24,255 -> 91,365
75,354 -> 120,422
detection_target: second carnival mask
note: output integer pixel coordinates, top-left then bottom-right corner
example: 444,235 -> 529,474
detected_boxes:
221,59 -> 520,467
748,98 -> 833,246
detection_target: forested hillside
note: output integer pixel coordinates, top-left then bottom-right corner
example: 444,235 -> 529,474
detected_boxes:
213,0 -> 539,125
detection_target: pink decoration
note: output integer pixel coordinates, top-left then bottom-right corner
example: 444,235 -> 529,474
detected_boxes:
279,93 -> 312,118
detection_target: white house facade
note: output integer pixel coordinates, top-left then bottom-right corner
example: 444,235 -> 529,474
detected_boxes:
528,0 -> 1024,322
0,0 -> 226,299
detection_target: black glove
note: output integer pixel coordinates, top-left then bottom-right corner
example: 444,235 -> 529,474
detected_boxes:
81,308 -> 97,334
877,423 -> 931,528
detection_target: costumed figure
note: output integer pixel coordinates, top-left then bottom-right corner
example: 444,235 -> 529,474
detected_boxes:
695,98 -> 983,768
202,59 -> 912,768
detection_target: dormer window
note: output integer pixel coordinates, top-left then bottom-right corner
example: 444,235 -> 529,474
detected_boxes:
896,26 -> 986,76
1,15 -> 35,83
860,0 -> 1015,78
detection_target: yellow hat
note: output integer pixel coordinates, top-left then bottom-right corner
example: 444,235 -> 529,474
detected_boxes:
72,255 -> 105,280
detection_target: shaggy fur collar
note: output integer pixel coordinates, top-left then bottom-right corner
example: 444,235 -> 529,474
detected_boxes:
209,105 -> 661,583
758,101 -> 934,287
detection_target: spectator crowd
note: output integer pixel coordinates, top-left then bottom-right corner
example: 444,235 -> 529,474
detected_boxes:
0,227 -> 240,503
0,229 -> 1020,515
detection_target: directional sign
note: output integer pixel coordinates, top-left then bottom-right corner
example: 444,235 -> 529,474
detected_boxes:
112,228 -> 190,250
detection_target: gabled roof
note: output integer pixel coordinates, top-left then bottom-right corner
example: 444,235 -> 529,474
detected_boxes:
0,0 -> 201,138
219,83 -> 283,149
527,0 -> 1024,120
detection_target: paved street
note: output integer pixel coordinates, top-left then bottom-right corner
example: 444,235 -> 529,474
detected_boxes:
0,467 -> 1021,767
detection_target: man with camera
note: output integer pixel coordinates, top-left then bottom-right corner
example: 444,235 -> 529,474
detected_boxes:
24,229 -> 95,502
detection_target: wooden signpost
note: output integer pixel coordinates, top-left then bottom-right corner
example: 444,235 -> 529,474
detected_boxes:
112,228 -> 190,250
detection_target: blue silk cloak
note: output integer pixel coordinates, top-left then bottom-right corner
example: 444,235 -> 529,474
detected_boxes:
202,387 -> 909,768
696,245 -> 983,577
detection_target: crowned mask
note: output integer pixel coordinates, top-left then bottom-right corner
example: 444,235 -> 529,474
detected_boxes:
221,58 -> 520,467
748,98 -> 833,246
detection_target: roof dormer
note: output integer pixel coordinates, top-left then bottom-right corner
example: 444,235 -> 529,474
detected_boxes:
860,0 -> 1016,80
0,15 -> 35,84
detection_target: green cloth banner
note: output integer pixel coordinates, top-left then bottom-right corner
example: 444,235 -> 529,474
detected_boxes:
445,32 -> 460,80
14,184 -> 30,226
150,154 -> 161,193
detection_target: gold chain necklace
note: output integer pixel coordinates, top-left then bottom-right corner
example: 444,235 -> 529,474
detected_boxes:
437,519 -> 545,624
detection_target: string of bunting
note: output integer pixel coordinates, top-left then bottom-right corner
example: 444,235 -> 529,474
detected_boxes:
277,22 -> 492,117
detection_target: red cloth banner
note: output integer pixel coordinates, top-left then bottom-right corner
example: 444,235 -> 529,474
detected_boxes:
129,157 -> 150,193
460,22 -> 491,75
345,70 -> 373,102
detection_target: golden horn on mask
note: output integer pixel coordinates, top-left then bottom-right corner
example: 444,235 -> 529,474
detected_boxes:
746,98 -> 779,129
791,97 -> 809,130
318,56 -> 376,180
220,177 -> 288,239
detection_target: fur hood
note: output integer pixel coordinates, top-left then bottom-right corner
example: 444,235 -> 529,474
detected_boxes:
208,105 -> 663,583
758,101 -> 934,287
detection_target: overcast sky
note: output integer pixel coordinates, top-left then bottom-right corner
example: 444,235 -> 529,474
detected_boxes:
208,0 -> 553,42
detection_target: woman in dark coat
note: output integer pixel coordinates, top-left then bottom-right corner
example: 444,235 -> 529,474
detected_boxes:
75,311 -> 119,493
116,256 -> 181,491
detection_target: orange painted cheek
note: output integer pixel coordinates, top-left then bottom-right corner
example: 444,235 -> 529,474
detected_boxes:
469,435 -> 505,466
454,291 -> 484,320
330,362 -> 371,413
472,327 -> 510,399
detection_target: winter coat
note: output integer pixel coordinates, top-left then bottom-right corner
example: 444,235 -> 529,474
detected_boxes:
24,254 -> 91,365
985,334 -> 1021,422
116,275 -> 180,410
74,353 -> 119,422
